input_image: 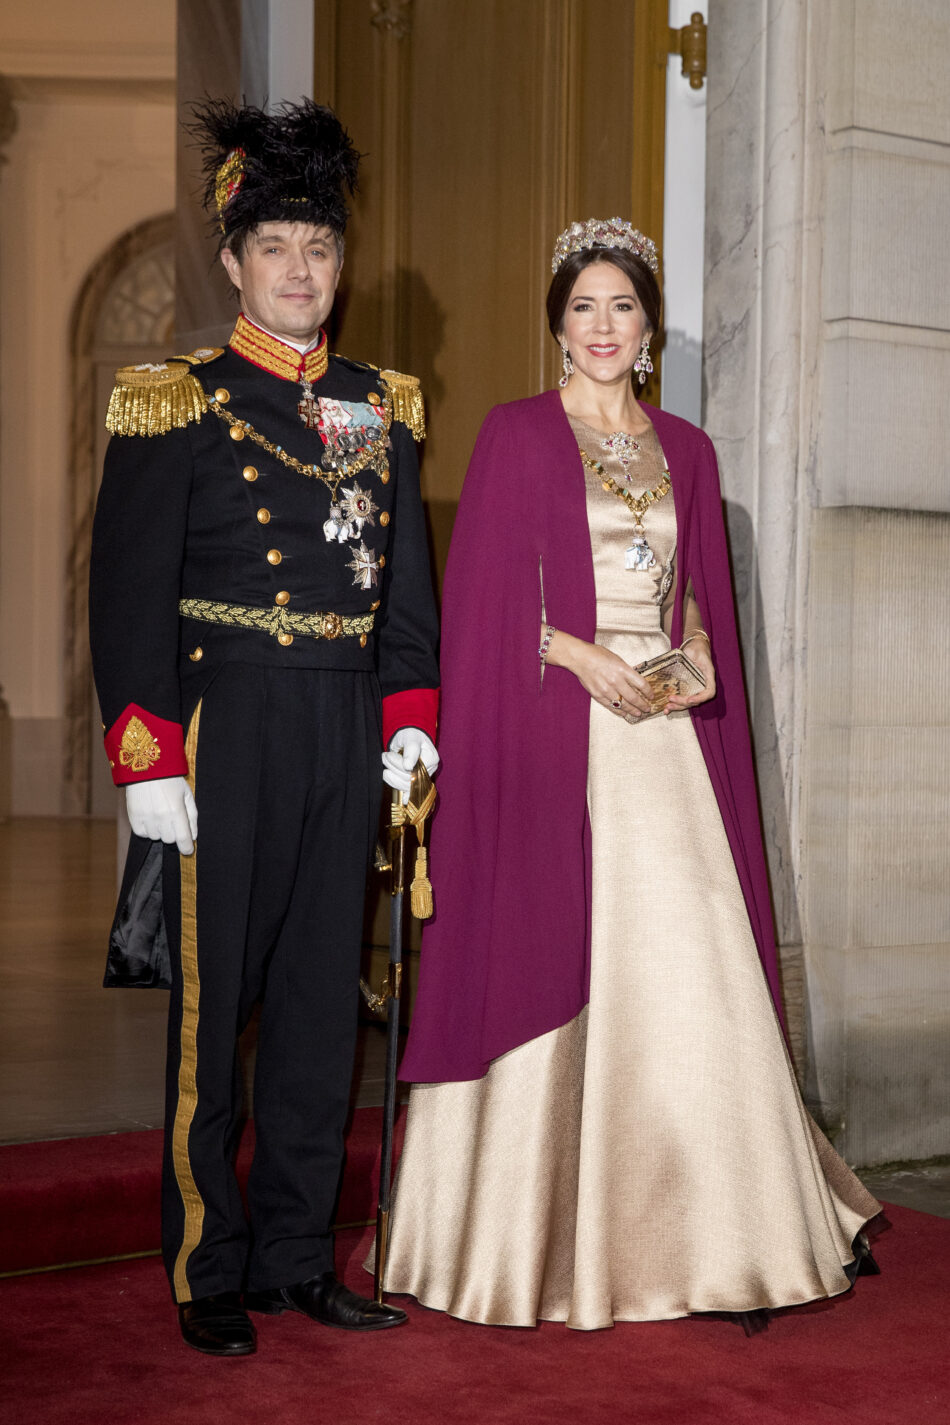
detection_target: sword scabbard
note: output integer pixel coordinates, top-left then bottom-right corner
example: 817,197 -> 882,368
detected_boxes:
390,788 -> 406,897
374,1206 -> 390,1304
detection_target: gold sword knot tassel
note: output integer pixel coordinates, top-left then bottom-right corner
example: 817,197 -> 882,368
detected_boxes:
359,760 -> 436,1015
410,846 -> 432,920
399,761 -> 436,920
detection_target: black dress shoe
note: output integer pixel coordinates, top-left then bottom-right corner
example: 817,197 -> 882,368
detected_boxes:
845,1230 -> 882,1283
178,1292 -> 257,1356
245,1272 -> 407,1331
733,1309 -> 770,1337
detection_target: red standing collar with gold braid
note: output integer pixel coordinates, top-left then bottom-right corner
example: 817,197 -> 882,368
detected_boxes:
228,312 -> 329,384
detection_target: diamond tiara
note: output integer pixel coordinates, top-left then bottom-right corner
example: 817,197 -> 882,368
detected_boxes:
552,218 -> 659,275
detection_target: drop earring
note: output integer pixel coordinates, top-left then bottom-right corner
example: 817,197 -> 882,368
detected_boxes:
634,336 -> 653,386
559,343 -> 574,388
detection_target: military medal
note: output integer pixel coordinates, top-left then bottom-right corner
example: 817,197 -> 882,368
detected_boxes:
315,398 -> 386,476
297,378 -> 321,429
296,334 -> 330,427
347,542 -> 379,589
323,482 -> 378,543
340,483 -> 377,531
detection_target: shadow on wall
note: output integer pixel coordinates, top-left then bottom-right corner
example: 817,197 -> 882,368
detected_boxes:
722,499 -> 807,1067
331,265 -> 447,413
334,266 -> 453,593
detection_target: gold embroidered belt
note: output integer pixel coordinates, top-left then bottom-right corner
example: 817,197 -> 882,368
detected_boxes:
178,598 -> 375,642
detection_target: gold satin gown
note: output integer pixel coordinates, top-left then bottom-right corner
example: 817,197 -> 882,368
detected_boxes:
377,419 -> 879,1329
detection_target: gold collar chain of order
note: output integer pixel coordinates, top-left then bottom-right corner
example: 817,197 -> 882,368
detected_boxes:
578,447 -> 671,534
208,395 -> 394,500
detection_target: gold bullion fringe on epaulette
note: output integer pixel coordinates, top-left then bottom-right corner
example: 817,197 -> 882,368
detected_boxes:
379,370 -> 426,441
106,362 -> 209,438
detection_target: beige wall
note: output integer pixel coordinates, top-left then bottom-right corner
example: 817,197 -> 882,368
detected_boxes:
0,2 -> 175,814
705,0 -> 950,1167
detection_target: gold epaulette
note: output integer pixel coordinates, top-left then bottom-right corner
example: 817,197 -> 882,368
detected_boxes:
105,362 -> 209,438
379,369 -> 426,441
173,347 -> 226,366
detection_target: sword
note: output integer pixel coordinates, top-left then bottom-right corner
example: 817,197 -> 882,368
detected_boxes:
359,760 -> 435,1303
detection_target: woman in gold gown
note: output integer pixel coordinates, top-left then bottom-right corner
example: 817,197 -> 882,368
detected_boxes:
375,219 -> 880,1331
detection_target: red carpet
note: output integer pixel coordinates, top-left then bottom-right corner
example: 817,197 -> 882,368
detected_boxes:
2,1118 -> 947,1421
0,1109 -> 402,1274
2,1208 -> 948,1424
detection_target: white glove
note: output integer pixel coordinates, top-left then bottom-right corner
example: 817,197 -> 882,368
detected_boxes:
126,776 -> 198,856
382,727 -> 440,797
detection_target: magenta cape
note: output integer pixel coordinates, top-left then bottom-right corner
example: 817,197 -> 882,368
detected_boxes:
399,391 -> 783,1084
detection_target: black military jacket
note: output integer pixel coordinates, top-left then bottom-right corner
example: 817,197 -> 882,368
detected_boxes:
90,318 -> 439,786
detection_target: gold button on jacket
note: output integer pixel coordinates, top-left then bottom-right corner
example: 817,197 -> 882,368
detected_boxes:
92,349 -> 439,733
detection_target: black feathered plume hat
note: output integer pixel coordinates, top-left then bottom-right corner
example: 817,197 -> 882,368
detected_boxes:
190,98 -> 360,244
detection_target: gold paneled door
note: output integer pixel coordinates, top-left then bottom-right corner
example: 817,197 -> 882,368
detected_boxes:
314,0 -> 668,588
317,1 -> 669,1005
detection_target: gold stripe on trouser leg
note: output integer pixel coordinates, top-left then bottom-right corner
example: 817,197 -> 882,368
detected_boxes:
172,700 -> 203,1303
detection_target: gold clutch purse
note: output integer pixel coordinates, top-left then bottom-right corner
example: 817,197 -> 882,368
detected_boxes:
634,648 -> 706,717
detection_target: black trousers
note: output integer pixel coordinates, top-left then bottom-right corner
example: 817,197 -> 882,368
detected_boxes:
160,663 -> 381,1303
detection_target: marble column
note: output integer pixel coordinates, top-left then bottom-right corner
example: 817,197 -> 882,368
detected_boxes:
704,0 -> 950,1166
703,0 -> 814,961
801,0 -> 950,1167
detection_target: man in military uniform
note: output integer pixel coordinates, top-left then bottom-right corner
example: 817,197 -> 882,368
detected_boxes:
89,100 -> 439,1356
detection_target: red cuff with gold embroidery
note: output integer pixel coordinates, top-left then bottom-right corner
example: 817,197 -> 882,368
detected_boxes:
382,688 -> 439,749
103,703 -> 189,787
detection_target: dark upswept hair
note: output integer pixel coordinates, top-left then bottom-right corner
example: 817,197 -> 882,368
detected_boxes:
188,97 -> 360,258
546,247 -> 662,341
